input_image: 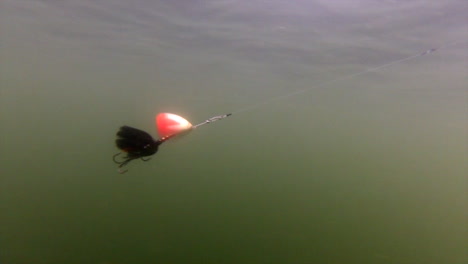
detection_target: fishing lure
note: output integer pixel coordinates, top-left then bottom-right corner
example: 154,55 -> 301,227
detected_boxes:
113,41 -> 462,173
113,113 -> 231,173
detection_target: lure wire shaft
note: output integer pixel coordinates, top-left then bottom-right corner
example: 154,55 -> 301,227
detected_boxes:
193,113 -> 232,129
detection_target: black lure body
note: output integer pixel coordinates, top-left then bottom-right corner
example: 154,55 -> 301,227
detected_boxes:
113,126 -> 162,173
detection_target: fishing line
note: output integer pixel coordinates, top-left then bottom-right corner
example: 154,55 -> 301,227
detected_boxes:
227,40 -> 465,116
191,40 -> 465,128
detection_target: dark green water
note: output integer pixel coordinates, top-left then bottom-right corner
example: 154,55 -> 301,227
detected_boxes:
1,1 -> 466,263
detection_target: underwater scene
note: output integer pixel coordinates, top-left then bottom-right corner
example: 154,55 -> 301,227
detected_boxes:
1,0 -> 466,263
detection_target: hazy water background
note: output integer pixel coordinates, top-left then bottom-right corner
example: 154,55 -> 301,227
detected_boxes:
1,0 -> 466,263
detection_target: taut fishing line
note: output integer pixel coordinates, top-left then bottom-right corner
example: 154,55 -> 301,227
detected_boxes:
113,40 -> 465,173
231,40 -> 464,115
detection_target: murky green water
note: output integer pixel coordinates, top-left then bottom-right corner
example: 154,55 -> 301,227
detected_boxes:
1,1 -> 466,263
